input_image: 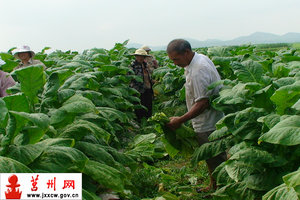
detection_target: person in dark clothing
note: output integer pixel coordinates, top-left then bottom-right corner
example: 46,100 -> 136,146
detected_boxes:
129,49 -> 154,121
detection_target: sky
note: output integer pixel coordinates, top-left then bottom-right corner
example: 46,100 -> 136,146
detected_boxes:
0,0 -> 300,52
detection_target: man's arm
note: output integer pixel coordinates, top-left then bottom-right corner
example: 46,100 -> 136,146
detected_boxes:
167,98 -> 209,130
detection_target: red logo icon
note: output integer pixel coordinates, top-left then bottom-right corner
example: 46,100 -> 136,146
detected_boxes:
5,174 -> 22,199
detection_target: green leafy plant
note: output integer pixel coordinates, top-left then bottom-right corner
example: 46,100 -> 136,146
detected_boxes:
149,112 -> 198,158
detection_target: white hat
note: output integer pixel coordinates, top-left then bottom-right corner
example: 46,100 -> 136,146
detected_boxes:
141,45 -> 151,51
132,49 -> 151,57
0,58 -> 5,66
13,45 -> 35,59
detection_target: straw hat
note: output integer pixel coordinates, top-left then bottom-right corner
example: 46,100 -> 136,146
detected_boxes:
141,45 -> 151,51
13,45 -> 35,59
132,49 -> 151,57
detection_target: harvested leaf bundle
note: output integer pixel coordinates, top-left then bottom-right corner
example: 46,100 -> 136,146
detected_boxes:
149,112 -> 198,158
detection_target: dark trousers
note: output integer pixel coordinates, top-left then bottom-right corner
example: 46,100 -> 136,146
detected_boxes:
135,89 -> 153,121
196,131 -> 227,174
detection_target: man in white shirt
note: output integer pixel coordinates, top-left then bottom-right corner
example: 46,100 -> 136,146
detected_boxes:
166,39 -> 225,191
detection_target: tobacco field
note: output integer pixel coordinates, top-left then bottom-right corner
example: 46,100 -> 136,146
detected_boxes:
0,41 -> 300,200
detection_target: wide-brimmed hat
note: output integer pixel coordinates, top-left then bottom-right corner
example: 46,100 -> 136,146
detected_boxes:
13,45 -> 35,59
141,45 -> 151,51
132,49 -> 151,57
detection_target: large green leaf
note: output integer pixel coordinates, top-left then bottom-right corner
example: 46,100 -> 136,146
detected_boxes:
75,142 -> 117,167
132,133 -> 156,146
231,60 -> 264,83
213,83 -> 249,105
98,145 -> 137,170
223,160 -> 283,192
272,63 -> 290,78
161,137 -> 179,158
50,94 -> 96,124
77,90 -> 103,106
273,77 -> 295,88
59,74 -> 87,89
125,143 -> 155,161
259,115 -> 300,146
0,156 -> 33,172
228,142 -> 250,155
99,87 -> 123,97
287,61 -> 300,75
30,146 -> 88,172
43,72 -> 60,98
292,99 -> 300,111
208,127 -> 230,141
55,69 -> 75,85
226,107 -> 266,140
14,65 -> 46,104
213,162 -> 234,186
82,189 -> 102,200
213,182 -> 256,200
207,46 -> 232,57
98,65 -> 121,72
75,141 -> 130,177
97,107 -> 128,123
10,111 -> 50,130
57,89 -> 76,102
283,169 -> 300,197
225,160 -> 261,183
252,84 -> 275,112
24,126 -> 46,144
1,113 -> 17,148
262,184 -> 298,200
6,138 -> 74,165
83,160 -> 125,192
257,114 -> 281,130
0,98 -> 8,127
245,171 -> 283,191
0,53 -> 19,72
37,138 -> 75,147
191,136 -> 232,167
3,94 -> 30,112
229,147 -> 287,167
59,61 -> 93,71
59,120 -> 110,143
234,107 -> 265,125
68,74 -> 99,90
62,94 -> 96,113
40,72 -> 61,110
270,81 -> 300,114
6,144 -> 44,165
1,97 -> 34,138
215,113 -> 236,129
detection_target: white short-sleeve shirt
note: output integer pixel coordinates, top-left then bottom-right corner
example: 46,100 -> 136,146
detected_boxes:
185,53 -> 224,133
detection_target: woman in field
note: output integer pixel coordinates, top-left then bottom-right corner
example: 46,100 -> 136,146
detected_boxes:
13,45 -> 46,69
129,48 -> 154,122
